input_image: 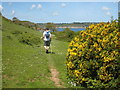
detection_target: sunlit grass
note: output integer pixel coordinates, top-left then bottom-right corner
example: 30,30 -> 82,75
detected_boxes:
2,16 -> 70,88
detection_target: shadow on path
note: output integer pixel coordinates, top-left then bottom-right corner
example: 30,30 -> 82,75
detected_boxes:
46,52 -> 55,54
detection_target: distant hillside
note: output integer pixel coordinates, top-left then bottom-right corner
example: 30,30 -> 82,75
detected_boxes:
38,22 -> 99,29
2,16 -> 100,31
2,16 -> 42,46
3,16 -> 43,31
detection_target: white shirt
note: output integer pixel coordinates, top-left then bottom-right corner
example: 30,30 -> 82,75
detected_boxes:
43,31 -> 51,41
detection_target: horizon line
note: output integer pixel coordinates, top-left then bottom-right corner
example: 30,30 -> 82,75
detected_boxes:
2,15 -> 116,24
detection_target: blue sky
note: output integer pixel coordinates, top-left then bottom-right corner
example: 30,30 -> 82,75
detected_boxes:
1,2 -> 118,23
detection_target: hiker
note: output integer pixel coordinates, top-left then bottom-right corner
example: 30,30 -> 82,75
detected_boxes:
41,28 -> 52,53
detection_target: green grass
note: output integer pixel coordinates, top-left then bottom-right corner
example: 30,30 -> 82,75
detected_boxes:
2,17 -> 70,88
0,16 -> 2,89
48,40 -> 70,87
2,17 -> 55,88
0,29 -> 2,89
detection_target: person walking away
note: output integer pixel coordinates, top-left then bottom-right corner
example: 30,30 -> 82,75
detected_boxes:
41,28 -> 51,53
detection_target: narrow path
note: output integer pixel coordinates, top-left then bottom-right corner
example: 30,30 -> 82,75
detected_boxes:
46,54 -> 64,88
40,38 -> 67,88
50,68 -> 62,87
43,39 -> 65,88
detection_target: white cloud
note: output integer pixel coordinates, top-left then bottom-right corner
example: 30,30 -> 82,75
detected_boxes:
53,12 -> 59,16
0,5 -> 3,11
106,11 -> 111,16
102,6 -> 112,16
61,3 -> 66,7
102,6 -> 110,11
8,2 -> 12,6
11,10 -> 15,16
31,4 -> 36,9
37,4 -> 42,9
113,2 -> 118,4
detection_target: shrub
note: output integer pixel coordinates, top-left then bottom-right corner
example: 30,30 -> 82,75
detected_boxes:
18,32 -> 41,46
53,28 -> 76,42
66,21 -> 120,88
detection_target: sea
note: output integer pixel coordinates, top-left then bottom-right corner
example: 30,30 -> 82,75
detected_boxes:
56,28 -> 85,32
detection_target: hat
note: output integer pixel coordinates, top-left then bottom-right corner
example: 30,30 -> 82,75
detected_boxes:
46,28 -> 49,30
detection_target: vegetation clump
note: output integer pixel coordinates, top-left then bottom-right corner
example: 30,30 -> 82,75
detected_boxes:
18,32 -> 41,46
53,28 -> 77,42
66,21 -> 120,88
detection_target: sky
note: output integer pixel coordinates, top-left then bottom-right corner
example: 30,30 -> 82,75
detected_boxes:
0,2 -> 119,23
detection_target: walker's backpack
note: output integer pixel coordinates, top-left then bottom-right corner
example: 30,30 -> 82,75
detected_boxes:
45,32 -> 50,39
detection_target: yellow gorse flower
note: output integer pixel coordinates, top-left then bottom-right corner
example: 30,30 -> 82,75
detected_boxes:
67,61 -> 74,69
97,48 -> 102,51
74,37 -> 79,41
70,52 -> 77,56
74,70 -> 80,77
93,43 -> 98,48
103,57 -> 115,62
74,43 -> 79,47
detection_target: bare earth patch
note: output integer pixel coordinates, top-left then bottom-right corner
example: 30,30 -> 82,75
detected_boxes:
49,68 -> 64,88
46,52 -> 65,88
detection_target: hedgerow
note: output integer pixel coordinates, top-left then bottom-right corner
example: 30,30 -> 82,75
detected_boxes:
66,21 -> 120,88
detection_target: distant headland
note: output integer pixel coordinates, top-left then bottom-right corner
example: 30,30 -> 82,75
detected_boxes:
56,26 -> 86,29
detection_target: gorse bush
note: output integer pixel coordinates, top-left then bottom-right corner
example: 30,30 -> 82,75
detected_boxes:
66,21 -> 120,88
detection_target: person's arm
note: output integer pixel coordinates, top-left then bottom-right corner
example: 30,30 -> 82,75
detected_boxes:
41,32 -> 44,39
50,33 -> 52,39
41,35 -> 43,39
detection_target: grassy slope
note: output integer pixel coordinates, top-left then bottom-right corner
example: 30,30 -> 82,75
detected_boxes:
2,17 -> 54,88
0,17 -> 2,89
2,17 -> 69,88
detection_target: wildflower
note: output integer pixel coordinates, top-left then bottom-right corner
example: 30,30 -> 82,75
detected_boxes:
74,70 -> 80,77
93,43 -> 98,48
97,48 -> 102,51
67,61 -> 74,68
79,45 -> 83,48
79,64 -> 83,68
67,48 -> 72,52
82,78 -> 86,81
74,37 -> 79,41
97,39 -> 102,43
95,55 -> 99,58
103,57 -> 115,62
74,43 -> 79,47
70,52 -> 77,56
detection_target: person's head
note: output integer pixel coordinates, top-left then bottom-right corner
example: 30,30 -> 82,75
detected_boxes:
45,28 -> 49,31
